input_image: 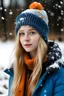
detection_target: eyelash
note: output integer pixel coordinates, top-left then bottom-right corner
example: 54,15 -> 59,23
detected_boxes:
30,32 -> 36,34
19,32 -> 24,35
19,31 -> 36,36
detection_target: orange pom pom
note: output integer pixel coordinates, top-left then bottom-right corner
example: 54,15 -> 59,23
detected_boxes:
29,2 -> 44,10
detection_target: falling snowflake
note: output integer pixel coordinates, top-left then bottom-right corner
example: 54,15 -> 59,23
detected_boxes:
60,1 -> 63,4
9,33 -> 12,36
0,7 -> 3,10
9,11 -> 13,15
58,5 -> 61,8
58,16 -> 62,20
57,23 -> 59,26
48,10 -> 50,13
1,17 -> 5,20
50,12 -> 54,16
61,10 -> 63,15
55,4 -> 58,7
4,9 -> 7,12
60,28 -> 64,32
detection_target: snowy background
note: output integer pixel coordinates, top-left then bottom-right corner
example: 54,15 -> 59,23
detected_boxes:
0,40 -> 15,96
0,40 -> 64,96
0,0 -> 64,96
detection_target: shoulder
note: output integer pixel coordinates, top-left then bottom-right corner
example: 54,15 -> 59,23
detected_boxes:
41,55 -> 64,83
39,66 -> 64,96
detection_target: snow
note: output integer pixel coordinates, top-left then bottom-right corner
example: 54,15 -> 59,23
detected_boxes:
0,7 -> 3,10
48,62 -> 60,69
60,28 -> 64,32
0,40 -> 15,96
9,11 -> 13,15
0,40 -> 15,68
1,17 -> 5,20
0,40 -> 64,96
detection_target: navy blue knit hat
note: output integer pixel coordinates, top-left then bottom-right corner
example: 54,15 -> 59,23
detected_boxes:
15,9 -> 49,44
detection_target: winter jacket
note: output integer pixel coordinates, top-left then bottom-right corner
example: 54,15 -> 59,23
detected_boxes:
4,41 -> 64,96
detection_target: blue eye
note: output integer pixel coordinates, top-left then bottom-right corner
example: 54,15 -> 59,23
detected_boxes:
19,32 -> 25,36
30,32 -> 36,35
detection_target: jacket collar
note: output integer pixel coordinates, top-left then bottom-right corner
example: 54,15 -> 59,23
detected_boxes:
42,40 -> 63,73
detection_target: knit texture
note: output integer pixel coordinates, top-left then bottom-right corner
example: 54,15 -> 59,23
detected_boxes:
16,54 -> 35,96
15,9 -> 49,44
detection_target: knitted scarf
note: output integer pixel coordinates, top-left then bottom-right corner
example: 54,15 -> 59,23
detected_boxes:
16,54 -> 47,96
16,54 -> 35,96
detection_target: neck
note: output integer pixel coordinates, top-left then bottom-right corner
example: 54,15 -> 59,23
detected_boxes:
29,50 -> 37,58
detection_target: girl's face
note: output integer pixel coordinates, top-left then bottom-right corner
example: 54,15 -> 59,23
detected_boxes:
18,25 -> 40,57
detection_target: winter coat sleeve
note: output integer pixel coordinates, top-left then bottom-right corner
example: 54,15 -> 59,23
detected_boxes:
8,76 -> 13,96
54,66 -> 64,96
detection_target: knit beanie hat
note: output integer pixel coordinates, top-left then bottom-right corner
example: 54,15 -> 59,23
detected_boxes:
15,2 -> 49,44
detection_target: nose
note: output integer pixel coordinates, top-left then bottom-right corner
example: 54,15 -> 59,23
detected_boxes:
24,34 -> 30,41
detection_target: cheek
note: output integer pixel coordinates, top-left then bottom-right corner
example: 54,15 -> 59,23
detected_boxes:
32,37 -> 39,44
32,38 -> 39,47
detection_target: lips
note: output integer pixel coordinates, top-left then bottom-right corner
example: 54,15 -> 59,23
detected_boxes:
24,44 -> 32,47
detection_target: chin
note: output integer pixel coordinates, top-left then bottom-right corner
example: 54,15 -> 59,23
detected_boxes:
24,49 -> 33,52
25,50 -> 31,52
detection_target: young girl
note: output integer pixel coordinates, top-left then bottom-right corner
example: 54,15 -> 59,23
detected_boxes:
5,2 -> 64,96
